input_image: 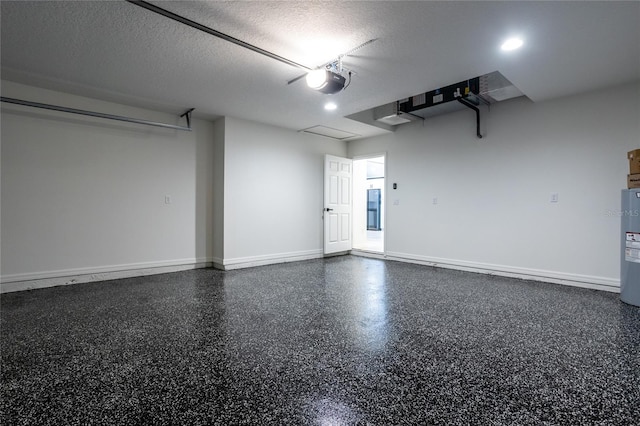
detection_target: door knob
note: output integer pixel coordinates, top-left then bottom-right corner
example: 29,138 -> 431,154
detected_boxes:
325,208 -> 334,212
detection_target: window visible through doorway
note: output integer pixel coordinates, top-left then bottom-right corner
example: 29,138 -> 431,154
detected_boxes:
367,189 -> 381,230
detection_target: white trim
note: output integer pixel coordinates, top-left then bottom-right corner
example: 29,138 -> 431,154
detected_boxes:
2,251 -> 619,294
384,251 -> 620,293
350,249 -> 386,260
351,153 -> 387,255
211,257 -> 225,270
351,151 -> 388,162
1,258 -> 213,293
221,249 -> 324,270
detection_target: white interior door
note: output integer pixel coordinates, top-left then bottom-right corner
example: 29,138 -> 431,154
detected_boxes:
324,154 -> 353,254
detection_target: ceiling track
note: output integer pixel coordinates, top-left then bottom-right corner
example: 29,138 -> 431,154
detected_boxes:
126,0 -> 311,71
287,38 -> 378,85
1,97 -> 194,131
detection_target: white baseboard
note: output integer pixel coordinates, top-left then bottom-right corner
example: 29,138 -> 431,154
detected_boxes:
2,251 -> 620,294
350,249 -> 386,260
211,257 -> 225,270
384,251 -> 620,293
221,249 -> 324,270
0,258 -> 213,293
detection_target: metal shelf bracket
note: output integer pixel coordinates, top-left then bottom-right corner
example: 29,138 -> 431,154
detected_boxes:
1,96 -> 194,131
457,97 -> 483,138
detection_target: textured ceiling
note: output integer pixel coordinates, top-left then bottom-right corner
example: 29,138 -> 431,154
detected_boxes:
2,1 -> 639,139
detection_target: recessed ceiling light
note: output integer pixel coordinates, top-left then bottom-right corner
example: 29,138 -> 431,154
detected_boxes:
501,37 -> 524,51
324,102 -> 337,111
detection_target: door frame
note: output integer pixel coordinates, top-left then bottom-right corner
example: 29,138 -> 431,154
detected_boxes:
352,152 -> 387,255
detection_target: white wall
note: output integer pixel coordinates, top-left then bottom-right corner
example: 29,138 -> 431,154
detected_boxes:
220,116 -> 347,268
5,79 -> 636,292
212,117 -> 226,266
348,82 -> 640,290
1,81 -> 216,291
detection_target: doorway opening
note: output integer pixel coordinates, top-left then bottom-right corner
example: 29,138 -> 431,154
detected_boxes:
353,155 -> 385,253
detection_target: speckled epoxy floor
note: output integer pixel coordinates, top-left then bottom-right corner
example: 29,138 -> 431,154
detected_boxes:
2,256 -> 639,425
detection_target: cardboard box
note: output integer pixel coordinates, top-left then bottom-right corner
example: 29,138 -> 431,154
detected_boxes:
629,149 -> 640,174
628,174 -> 640,189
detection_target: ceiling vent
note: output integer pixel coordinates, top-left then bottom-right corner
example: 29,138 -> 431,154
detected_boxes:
373,102 -> 421,126
476,71 -> 524,102
300,125 -> 360,140
360,71 -> 525,138
396,71 -> 523,121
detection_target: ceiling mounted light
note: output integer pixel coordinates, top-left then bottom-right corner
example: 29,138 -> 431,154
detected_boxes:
306,69 -> 328,89
324,102 -> 337,111
305,69 -> 346,94
501,37 -> 524,51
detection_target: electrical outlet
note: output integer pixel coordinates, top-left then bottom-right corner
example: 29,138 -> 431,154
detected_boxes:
165,195 -> 172,204
550,193 -> 559,203
433,197 -> 438,205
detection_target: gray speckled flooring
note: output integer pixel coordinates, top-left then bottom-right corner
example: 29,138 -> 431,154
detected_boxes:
1,256 -> 639,425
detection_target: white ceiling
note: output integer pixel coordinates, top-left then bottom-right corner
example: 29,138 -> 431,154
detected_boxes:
2,1 -> 639,139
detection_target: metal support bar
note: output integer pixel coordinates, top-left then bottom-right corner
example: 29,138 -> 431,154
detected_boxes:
457,97 -> 483,138
126,0 -> 311,72
401,104 -> 425,122
180,108 -> 194,129
1,97 -> 193,131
